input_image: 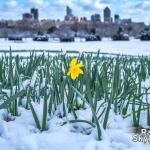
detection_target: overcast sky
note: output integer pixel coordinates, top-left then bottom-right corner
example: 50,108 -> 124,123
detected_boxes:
0,0 -> 149,24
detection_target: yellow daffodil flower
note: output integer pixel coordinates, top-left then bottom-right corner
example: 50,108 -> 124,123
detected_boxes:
67,58 -> 84,80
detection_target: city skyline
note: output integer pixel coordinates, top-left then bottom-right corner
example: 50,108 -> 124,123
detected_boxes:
0,0 -> 149,24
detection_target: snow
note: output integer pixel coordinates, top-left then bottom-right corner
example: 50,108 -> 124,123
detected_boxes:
0,107 -> 91,150
0,104 -> 150,150
0,38 -> 150,56
0,39 -> 150,149
30,71 -> 38,87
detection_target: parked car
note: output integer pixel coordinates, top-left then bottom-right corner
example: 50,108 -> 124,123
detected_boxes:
33,33 -> 49,41
112,33 -> 129,41
8,36 -> 22,41
85,35 -> 101,41
140,29 -> 150,41
60,36 -> 74,42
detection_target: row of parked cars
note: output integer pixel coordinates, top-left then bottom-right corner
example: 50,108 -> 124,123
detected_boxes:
7,34 -> 102,42
7,29 -> 150,42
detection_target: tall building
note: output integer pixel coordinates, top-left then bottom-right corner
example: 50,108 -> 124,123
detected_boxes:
65,6 -> 73,21
104,7 -> 111,23
22,8 -> 39,21
114,14 -> 120,24
31,8 -> 39,21
91,14 -> 101,22
22,13 -> 32,21
66,6 -> 73,17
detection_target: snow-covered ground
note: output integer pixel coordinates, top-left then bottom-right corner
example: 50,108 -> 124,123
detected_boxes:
0,38 -> 150,150
0,38 -> 150,56
0,104 -> 149,150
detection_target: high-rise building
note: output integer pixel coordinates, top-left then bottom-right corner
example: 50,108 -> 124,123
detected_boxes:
91,14 -> 101,22
65,6 -> 73,21
104,7 -> 111,23
66,6 -> 73,17
114,14 -> 120,24
22,13 -> 32,21
22,8 -> 39,21
31,8 -> 39,21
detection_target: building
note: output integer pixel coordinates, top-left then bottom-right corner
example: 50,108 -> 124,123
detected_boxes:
114,14 -> 120,24
22,13 -> 32,21
111,17 -> 113,23
65,6 -> 74,21
22,8 -> 39,21
91,14 -> 101,22
104,7 -> 111,23
121,18 -> 132,24
80,17 -> 87,22
31,8 -> 39,21
66,6 -> 73,17
91,15 -> 94,22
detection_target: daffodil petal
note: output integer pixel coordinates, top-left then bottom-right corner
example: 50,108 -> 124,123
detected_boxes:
67,70 -> 71,76
71,72 -> 77,80
70,58 -> 77,66
78,68 -> 84,74
76,63 -> 84,68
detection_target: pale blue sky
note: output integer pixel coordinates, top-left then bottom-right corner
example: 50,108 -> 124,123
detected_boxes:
0,0 -> 149,24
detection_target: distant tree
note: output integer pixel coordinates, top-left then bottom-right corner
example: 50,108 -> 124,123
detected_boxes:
90,28 -> 96,35
37,31 -> 44,35
117,27 -> 123,34
1,28 -> 9,39
71,23 -> 78,33
144,27 -> 149,31
47,26 -> 57,33
127,26 -> 132,32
